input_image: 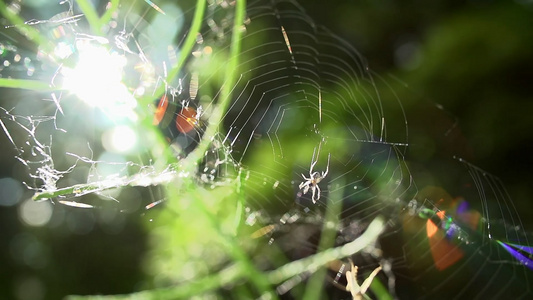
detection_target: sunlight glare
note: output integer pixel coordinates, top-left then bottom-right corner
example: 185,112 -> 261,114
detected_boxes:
62,43 -> 137,118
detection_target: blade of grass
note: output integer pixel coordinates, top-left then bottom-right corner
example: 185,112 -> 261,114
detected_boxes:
232,167 -> 247,235
66,263 -> 246,300
191,185 -> 278,299
181,0 -> 245,173
76,0 -> 103,35
98,0 -> 120,30
138,0 -> 207,107
134,0 -> 208,170
303,178 -> 345,299
66,216 -> 383,299
0,78 -> 58,92
267,216 -> 385,285
370,277 -> 393,300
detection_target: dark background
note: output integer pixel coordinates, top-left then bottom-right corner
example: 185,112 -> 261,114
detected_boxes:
1,0 -> 532,299
303,0 -> 533,217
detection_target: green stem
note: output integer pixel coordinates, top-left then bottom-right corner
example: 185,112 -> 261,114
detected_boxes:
138,0 -> 207,107
304,178 -> 345,299
181,0 -> 245,173
0,78 -> 59,92
99,0 -> 120,30
66,216 -> 384,299
76,0 -> 103,36
193,187 -> 278,298
66,264 -> 245,300
32,168 -> 178,201
267,217 -> 385,285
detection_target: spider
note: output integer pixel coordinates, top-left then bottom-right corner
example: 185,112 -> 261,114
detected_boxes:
299,152 -> 331,203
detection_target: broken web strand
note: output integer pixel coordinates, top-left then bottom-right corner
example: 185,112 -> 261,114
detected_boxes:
140,0 -> 280,296
0,1 -> 276,297
0,10 -> 144,202
0,6 -> 241,275
0,0 -> 209,202
0,1 -> 51,53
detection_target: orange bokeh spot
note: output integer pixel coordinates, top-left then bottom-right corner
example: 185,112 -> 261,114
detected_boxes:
458,210 -> 481,231
426,210 -> 464,271
426,217 -> 439,238
176,107 -> 197,133
153,94 -> 168,125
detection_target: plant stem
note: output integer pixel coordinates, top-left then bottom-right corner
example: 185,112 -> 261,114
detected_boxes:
304,178 -> 345,299
76,0 -> 103,36
0,78 -> 58,92
267,217 -> 385,285
181,0 -> 246,173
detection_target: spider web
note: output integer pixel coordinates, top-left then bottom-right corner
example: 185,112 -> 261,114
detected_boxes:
0,0 -> 532,299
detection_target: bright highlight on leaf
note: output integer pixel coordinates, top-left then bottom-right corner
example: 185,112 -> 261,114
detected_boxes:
58,200 -> 94,209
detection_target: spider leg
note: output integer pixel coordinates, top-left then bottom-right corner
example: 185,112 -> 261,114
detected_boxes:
323,153 -> 331,177
303,185 -> 310,194
300,174 -> 311,189
309,160 -> 318,177
313,185 -> 321,203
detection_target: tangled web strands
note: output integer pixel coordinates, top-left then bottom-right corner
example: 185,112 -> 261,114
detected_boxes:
0,0 -> 532,299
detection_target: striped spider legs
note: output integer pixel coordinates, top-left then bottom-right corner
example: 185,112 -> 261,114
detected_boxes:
299,152 -> 331,203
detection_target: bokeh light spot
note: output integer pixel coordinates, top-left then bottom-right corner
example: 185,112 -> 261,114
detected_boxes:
102,125 -> 138,153
9,233 -> 49,269
18,199 -> 52,227
62,43 -> 136,118
14,276 -> 45,300
0,177 -> 23,206
66,210 -> 95,235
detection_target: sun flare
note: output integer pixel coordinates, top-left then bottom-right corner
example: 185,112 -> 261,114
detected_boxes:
61,42 -> 137,119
